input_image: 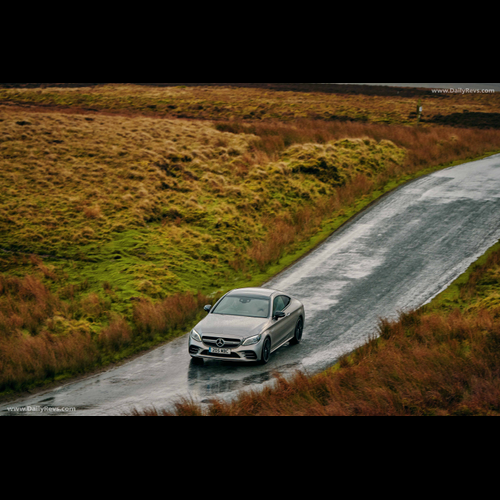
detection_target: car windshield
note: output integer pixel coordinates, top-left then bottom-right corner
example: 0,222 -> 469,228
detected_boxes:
212,295 -> 270,319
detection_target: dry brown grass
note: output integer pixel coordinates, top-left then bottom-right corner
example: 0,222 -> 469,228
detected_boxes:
132,292 -> 210,340
0,329 -> 98,392
98,316 -> 133,351
246,198 -> 341,271
0,274 -> 59,336
83,205 -> 103,220
0,272 -> 99,390
218,119 -> 500,175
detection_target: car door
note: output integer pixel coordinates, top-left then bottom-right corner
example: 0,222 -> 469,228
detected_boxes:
279,295 -> 296,342
272,295 -> 294,347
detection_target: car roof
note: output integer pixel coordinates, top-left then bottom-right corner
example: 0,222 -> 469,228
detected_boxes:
227,288 -> 285,298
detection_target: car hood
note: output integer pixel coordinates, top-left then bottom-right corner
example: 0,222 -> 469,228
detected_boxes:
195,314 -> 270,339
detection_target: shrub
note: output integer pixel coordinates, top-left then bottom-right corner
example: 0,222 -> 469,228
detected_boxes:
0,328 -> 98,393
99,316 -> 133,351
0,275 -> 59,337
133,292 -> 208,339
83,205 -> 103,219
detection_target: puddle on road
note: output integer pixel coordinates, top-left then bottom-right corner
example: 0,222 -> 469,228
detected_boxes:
186,355 -> 306,406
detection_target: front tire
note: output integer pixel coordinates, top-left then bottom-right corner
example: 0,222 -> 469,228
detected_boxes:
191,356 -> 204,366
259,337 -> 271,365
290,318 -> 303,345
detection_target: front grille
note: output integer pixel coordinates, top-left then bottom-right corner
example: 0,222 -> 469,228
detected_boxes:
202,336 -> 242,348
200,350 -> 241,359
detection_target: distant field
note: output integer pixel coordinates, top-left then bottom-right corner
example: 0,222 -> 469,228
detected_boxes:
0,82 -> 446,97
1,83 -> 500,128
4,81 -> 500,95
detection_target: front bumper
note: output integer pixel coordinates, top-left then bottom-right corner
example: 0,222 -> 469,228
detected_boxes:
188,337 -> 263,362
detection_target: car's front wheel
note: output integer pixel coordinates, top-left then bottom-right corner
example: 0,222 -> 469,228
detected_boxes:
259,337 -> 271,365
290,318 -> 303,345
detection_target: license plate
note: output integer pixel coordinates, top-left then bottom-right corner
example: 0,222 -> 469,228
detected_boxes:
209,348 -> 231,355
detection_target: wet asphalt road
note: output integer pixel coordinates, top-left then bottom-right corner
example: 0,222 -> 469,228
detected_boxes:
2,154 -> 500,416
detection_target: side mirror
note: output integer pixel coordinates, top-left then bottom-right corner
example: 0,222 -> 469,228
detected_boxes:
204,305 -> 212,313
274,311 -> 286,320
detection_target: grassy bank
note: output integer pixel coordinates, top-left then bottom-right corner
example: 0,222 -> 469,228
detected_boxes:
2,84 -> 500,398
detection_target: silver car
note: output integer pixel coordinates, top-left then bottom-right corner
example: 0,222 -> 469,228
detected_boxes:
188,288 -> 305,365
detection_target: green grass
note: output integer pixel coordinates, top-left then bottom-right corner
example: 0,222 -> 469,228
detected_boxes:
0,108 -> 411,301
425,240 -> 500,314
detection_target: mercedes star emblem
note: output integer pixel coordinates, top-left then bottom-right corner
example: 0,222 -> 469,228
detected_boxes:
216,338 -> 225,348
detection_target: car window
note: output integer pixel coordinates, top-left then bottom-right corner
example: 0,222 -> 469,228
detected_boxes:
212,295 -> 270,319
273,295 -> 290,315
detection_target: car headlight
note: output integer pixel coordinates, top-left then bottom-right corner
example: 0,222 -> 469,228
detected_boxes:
190,329 -> 202,343
242,334 -> 262,346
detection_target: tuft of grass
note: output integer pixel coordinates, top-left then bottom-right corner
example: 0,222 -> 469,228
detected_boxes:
84,205 -> 103,220
132,291 -> 211,340
98,315 -> 133,351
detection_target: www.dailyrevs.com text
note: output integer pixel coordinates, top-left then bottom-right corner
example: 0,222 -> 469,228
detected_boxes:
432,88 -> 496,94
7,406 -> 76,414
